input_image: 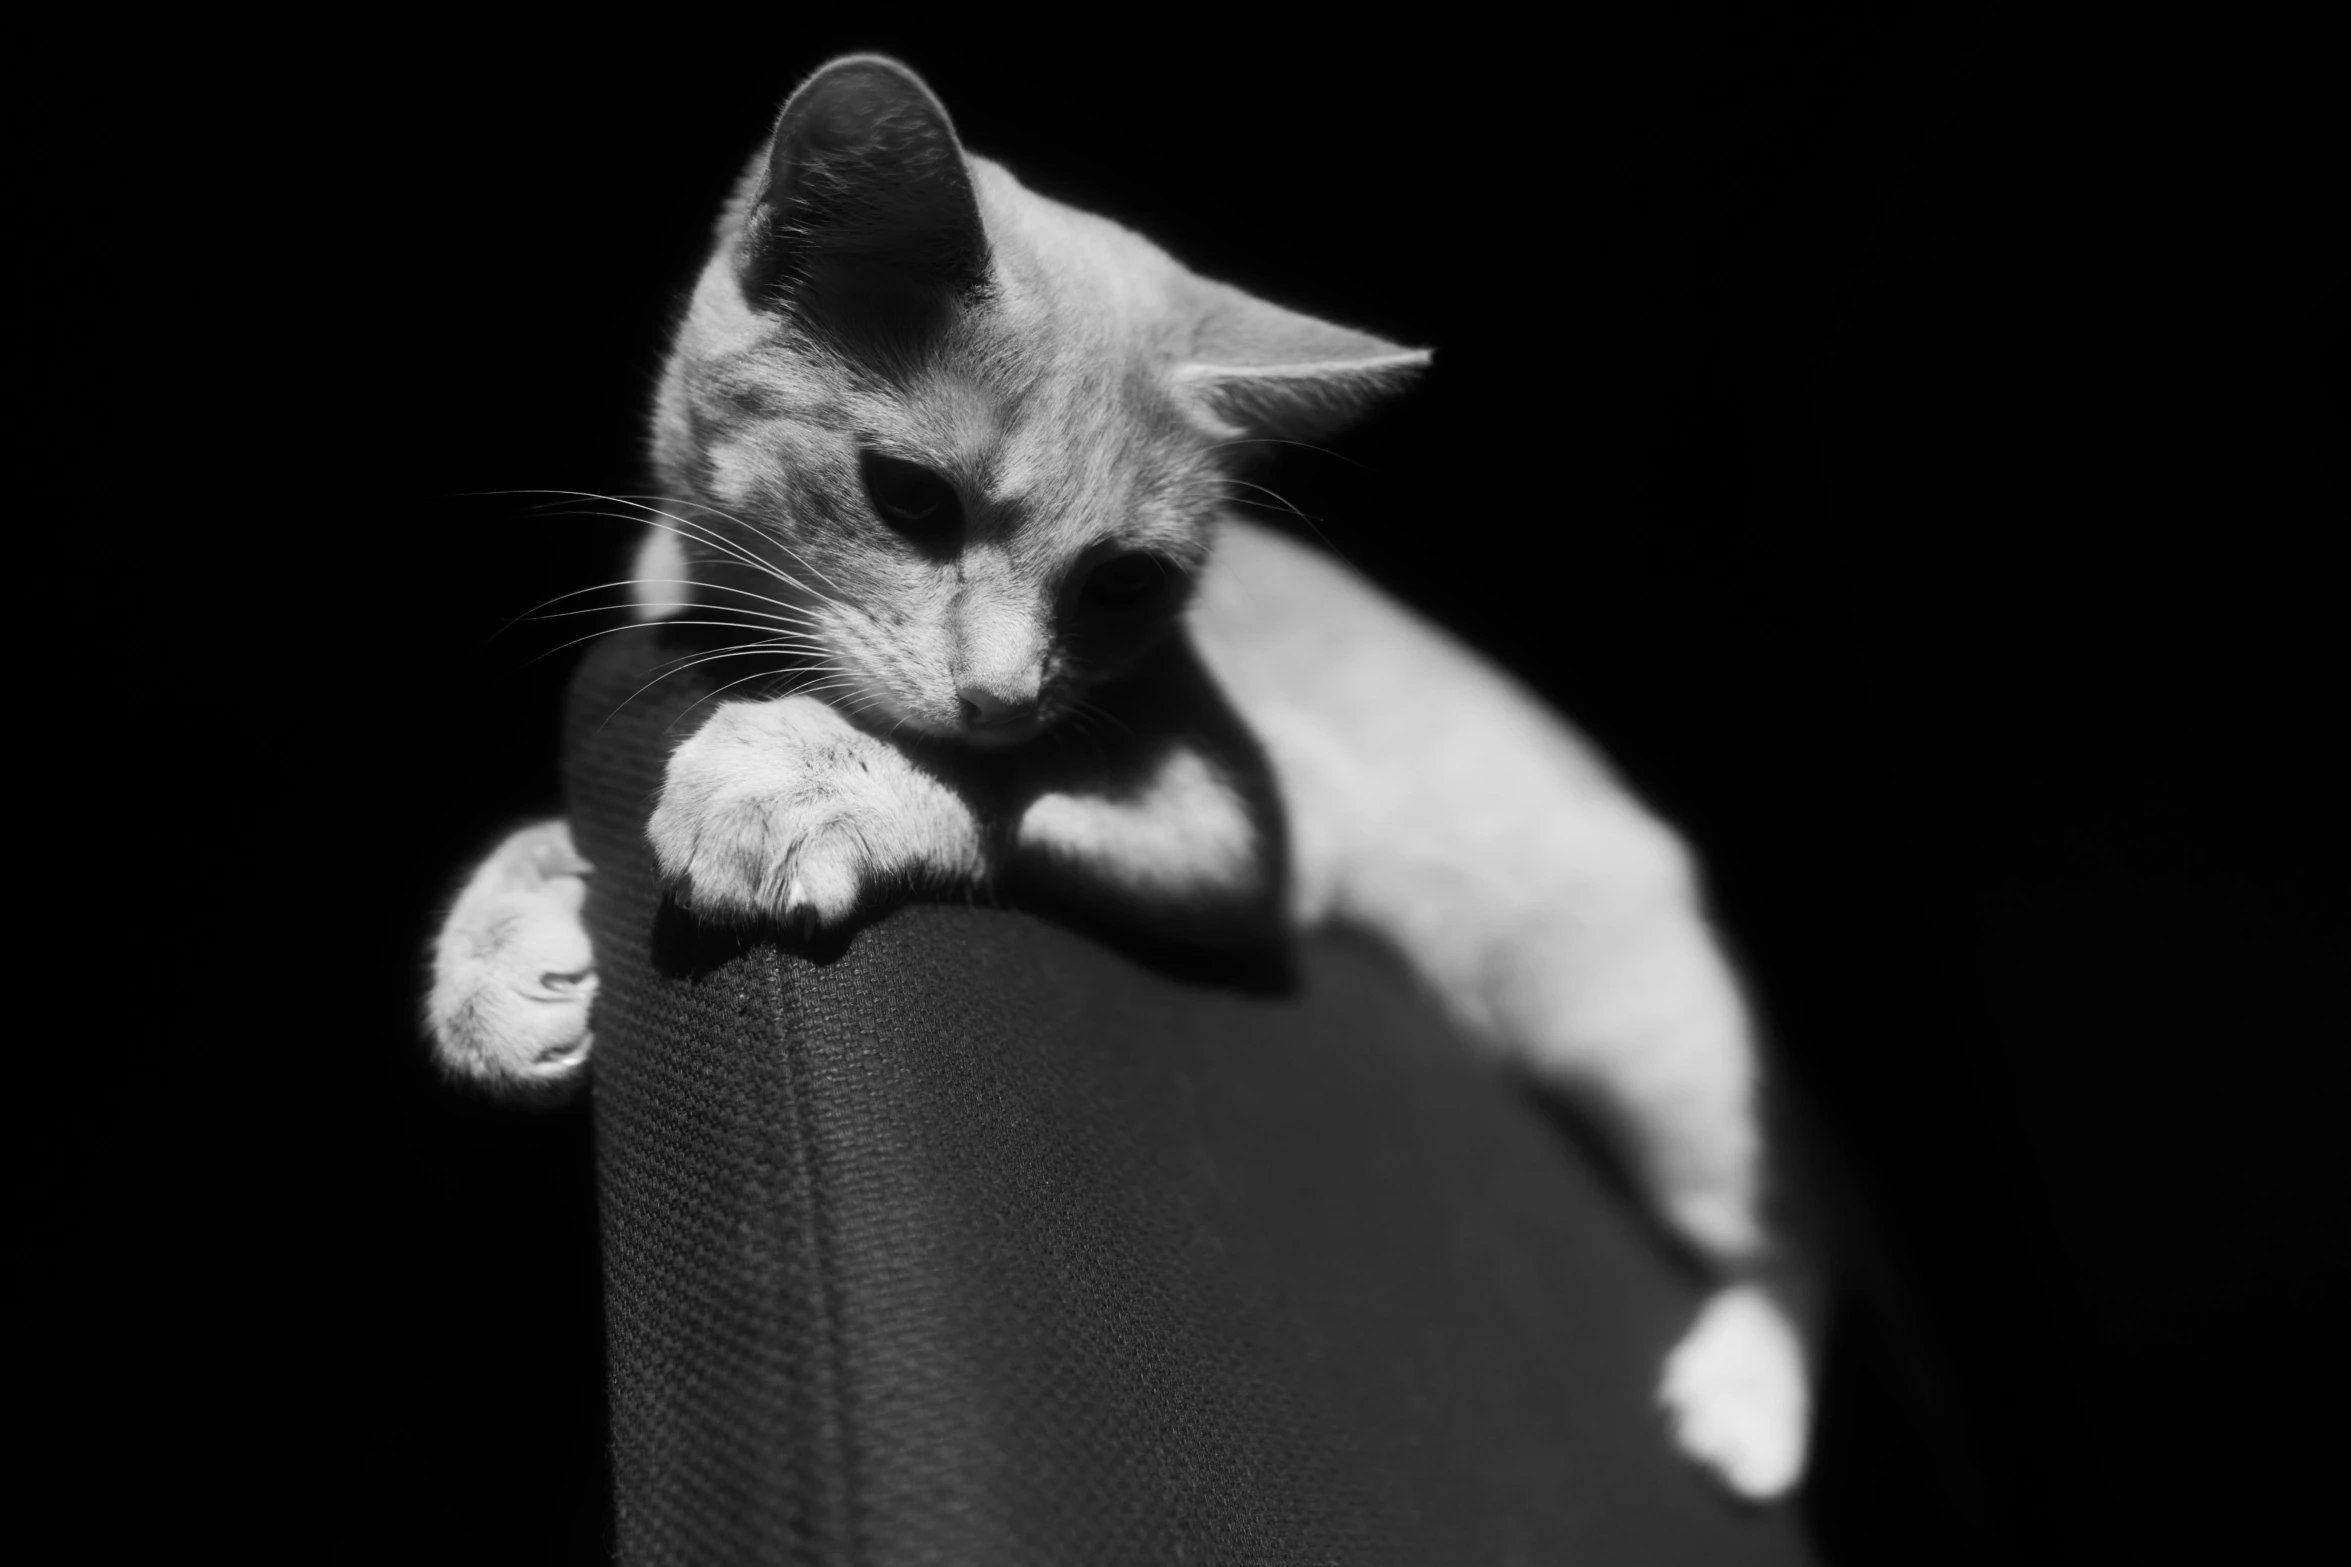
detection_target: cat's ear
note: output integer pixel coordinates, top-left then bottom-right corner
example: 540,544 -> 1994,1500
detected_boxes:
739,56 -> 987,310
1172,278 -> 1431,440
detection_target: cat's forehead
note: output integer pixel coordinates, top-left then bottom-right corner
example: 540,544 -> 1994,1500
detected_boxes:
699,282 -> 1208,507
887,335 -> 1211,553
917,322 -> 1194,478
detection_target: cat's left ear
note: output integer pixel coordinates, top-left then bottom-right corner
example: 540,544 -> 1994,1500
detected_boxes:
739,55 -> 987,311
1172,276 -> 1431,441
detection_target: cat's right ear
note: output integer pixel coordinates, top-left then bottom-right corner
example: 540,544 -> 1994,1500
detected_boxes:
737,56 -> 988,312
1171,276 -> 1432,442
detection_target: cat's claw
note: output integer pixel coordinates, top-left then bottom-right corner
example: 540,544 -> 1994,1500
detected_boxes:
653,800 -> 872,929
427,819 -> 599,1096
1659,1281 -> 1811,1502
780,860 -> 859,931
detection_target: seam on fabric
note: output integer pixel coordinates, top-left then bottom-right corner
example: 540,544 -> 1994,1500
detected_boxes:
762,939 -> 862,1564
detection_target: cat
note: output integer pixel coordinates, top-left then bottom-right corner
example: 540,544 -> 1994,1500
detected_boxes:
427,54 -> 1817,1503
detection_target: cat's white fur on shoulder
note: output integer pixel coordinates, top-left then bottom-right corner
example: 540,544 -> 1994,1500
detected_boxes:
1016,744 -> 1264,903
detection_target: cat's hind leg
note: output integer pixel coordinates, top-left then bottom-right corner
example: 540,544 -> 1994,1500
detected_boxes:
1391,816 -> 1816,1500
1661,1274 -> 1814,1501
426,819 -> 599,1096
1513,890 -> 1819,1502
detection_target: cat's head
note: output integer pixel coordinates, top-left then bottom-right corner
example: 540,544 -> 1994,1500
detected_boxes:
649,55 -> 1427,747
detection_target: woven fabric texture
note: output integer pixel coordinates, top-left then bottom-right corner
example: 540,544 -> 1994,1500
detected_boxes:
567,624 -> 1815,1566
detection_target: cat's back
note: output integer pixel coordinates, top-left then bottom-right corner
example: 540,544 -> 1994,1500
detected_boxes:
1189,518 -> 1692,931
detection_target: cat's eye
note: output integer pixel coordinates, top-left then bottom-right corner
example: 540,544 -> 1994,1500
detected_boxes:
861,451 -> 963,537
1084,553 -> 1167,606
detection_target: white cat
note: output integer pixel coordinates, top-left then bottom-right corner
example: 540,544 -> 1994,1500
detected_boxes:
428,54 -> 1817,1502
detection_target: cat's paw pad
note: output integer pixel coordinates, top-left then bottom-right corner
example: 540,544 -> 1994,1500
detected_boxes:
428,820 -> 599,1097
648,697 -> 888,929
1659,1282 -> 1811,1502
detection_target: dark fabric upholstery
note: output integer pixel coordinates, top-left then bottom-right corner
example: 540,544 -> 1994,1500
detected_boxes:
568,624 -> 1817,1566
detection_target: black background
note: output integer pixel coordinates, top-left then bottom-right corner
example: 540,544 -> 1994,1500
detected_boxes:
35,5 -> 2341,1562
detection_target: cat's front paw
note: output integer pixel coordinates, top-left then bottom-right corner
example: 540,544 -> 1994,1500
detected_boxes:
427,819 -> 598,1097
648,695 -> 984,930
1660,1281 -> 1812,1502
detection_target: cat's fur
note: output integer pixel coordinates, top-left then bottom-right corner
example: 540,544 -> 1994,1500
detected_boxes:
427,56 -> 1818,1501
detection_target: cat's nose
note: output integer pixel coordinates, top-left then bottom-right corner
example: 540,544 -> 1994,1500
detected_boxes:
950,583 -> 1044,739
957,678 -> 1039,734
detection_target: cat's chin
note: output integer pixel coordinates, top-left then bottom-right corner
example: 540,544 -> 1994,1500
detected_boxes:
845,697 -> 1041,751
844,681 -> 1050,750
956,714 -> 1045,750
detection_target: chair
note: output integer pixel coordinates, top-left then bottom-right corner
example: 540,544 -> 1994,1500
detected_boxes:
567,623 -> 1819,1565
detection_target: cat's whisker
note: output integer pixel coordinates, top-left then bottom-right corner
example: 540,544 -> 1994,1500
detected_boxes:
522,617 -> 701,666
659,659 -> 832,731
494,488 -> 847,613
1225,481 -> 1351,562
631,511 -> 850,612
532,618 -> 829,666
647,630 -> 820,664
1072,698 -> 1136,742
615,574 -> 828,621
800,685 -> 874,721
474,488 -> 861,631
465,527 -> 809,643
1056,703 -> 1130,774
574,492 -> 857,616
617,512 -> 833,608
604,648 -> 824,732
611,492 -> 855,600
516,584 -> 815,631
492,578 -> 662,642
1071,728 -> 1117,773
640,643 -> 814,692
528,593 -> 818,631
1049,705 -> 1102,758
610,637 -> 808,693
641,566 -> 834,624
1224,477 -> 1328,527
800,676 -> 876,718
653,650 -> 866,730
1203,436 -> 1365,468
